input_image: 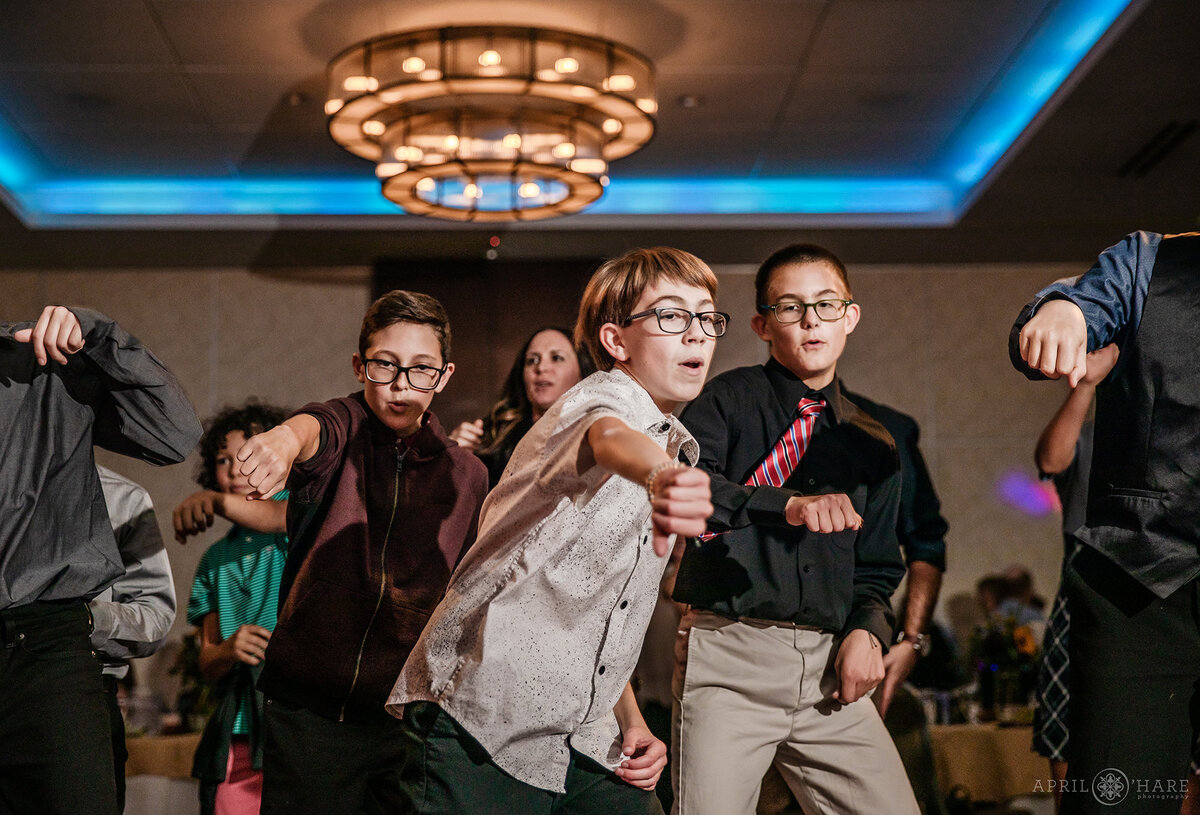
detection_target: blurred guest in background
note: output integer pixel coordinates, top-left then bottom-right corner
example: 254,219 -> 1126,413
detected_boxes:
449,326 -> 595,486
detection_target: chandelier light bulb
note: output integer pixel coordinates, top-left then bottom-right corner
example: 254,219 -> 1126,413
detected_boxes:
463,182 -> 482,199
343,75 -> 379,93
443,135 -> 460,151
402,56 -> 426,73
604,74 -> 637,92
602,118 -> 622,135
324,99 -> 344,115
418,68 -> 443,81
415,177 -> 436,193
478,49 -> 501,67
502,133 -> 522,150
636,98 -> 658,114
518,182 -> 541,199
375,162 -> 407,178
551,142 -> 576,159
554,57 -> 579,74
362,120 -> 386,136
569,158 -> 607,175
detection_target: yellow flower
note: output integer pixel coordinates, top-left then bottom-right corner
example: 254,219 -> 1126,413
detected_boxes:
1013,625 -> 1038,656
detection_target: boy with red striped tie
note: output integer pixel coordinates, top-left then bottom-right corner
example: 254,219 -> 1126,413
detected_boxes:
671,243 -> 918,815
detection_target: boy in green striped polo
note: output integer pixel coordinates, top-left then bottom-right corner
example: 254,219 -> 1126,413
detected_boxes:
180,402 -> 290,815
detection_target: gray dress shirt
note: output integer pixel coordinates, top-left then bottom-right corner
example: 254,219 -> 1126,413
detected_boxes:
0,307 -> 201,609
389,368 -> 698,793
90,465 -> 176,678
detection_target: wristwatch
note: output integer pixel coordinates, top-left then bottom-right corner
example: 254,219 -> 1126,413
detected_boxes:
895,630 -> 930,657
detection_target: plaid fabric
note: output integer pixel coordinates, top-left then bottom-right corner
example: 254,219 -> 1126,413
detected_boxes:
1032,541 -> 1078,761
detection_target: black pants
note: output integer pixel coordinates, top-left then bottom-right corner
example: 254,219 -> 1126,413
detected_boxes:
0,600 -> 117,815
398,701 -> 663,815
1061,547 -> 1200,815
103,674 -> 128,813
260,697 -> 407,815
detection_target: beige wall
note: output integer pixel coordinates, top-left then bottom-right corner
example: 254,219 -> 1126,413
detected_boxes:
2,258 -> 1081,692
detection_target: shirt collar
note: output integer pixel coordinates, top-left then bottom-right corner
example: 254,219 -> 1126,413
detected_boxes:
762,356 -> 849,424
605,368 -> 699,466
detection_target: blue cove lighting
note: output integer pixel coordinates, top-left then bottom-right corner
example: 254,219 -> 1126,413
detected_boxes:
0,0 -> 1138,226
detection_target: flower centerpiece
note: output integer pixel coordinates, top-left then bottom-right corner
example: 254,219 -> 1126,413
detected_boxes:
968,615 -> 1040,722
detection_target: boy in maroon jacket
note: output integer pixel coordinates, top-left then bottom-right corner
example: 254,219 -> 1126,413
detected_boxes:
236,290 -> 488,815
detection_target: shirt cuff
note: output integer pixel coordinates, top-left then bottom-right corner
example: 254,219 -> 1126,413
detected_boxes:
87,600 -> 115,647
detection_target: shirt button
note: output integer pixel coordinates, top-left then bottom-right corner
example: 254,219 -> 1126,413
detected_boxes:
598,665 -> 606,675
802,565 -> 811,574
808,478 -> 816,485
620,600 -> 629,610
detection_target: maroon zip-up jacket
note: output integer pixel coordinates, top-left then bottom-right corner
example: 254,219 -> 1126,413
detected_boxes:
258,393 -> 488,722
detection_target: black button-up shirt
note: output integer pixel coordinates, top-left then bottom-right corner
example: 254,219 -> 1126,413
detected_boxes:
673,358 -> 905,646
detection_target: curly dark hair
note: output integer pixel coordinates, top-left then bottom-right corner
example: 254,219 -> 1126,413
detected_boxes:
478,326 -> 596,459
196,401 -> 289,490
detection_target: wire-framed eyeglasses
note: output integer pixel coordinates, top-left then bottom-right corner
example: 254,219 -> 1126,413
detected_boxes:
622,307 -> 730,337
362,359 -> 447,390
758,298 -> 854,324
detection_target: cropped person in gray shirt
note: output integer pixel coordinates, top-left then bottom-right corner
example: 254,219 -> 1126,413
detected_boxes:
93,464 -> 176,813
0,305 -> 200,815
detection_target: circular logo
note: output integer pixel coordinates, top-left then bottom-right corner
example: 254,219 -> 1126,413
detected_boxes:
1092,768 -> 1130,806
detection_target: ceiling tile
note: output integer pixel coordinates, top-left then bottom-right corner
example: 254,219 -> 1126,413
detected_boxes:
186,70 -> 327,133
0,1 -> 175,66
0,68 -> 206,131
761,121 -> 957,174
22,127 -> 236,177
782,68 -> 979,127
150,0 -> 367,68
806,0 -> 1053,70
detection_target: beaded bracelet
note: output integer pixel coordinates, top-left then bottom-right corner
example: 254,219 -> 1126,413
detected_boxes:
645,461 -> 686,502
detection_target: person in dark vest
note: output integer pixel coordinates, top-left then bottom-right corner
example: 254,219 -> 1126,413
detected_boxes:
1011,230 -> 1200,815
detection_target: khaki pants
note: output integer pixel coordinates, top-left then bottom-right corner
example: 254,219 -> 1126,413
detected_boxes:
672,612 -> 918,815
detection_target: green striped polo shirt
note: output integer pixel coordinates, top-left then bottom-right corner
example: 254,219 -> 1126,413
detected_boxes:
186,492 -> 288,735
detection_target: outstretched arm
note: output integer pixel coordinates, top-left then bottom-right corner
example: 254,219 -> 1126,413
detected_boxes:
233,414 -> 322,500
174,490 -> 288,543
586,416 -> 712,557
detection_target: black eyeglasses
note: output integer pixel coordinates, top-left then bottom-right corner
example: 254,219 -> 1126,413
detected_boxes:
623,307 -> 730,337
362,359 -> 447,391
758,299 -> 853,324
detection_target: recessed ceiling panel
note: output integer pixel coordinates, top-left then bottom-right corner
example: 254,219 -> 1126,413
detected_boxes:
0,0 -> 1145,226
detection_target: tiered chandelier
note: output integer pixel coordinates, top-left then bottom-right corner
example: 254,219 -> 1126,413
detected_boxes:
325,26 -> 657,222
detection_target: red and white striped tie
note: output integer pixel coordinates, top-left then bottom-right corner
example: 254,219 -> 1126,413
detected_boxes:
698,396 -> 824,540
745,397 -> 825,488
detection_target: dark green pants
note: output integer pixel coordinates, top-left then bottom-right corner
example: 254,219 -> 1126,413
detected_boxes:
399,702 -> 664,815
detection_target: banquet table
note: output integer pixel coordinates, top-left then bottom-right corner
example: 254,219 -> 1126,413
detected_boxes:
928,722 -> 1049,803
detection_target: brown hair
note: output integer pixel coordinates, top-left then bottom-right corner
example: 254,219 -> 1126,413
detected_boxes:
754,243 -> 852,310
575,247 -> 719,370
359,289 -> 451,362
478,326 -> 596,456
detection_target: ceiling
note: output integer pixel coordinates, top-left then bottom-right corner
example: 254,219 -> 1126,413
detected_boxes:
0,0 -> 1197,270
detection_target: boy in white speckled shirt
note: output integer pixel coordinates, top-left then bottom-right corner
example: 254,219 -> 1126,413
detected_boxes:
388,247 -> 727,814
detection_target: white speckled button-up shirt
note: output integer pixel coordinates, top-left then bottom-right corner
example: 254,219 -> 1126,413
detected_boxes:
387,368 -> 698,793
